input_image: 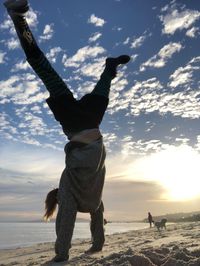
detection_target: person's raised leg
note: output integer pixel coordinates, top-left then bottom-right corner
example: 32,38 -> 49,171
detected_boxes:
4,0 -> 39,57
91,55 -> 131,98
77,55 -> 130,130
4,0 -> 73,98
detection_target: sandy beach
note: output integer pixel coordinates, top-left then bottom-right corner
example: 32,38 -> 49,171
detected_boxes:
0,222 -> 200,266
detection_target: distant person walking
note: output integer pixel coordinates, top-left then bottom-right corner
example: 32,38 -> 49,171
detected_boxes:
148,212 -> 154,228
4,0 -> 130,262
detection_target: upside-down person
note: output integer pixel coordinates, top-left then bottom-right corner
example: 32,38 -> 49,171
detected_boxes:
4,0 -> 130,262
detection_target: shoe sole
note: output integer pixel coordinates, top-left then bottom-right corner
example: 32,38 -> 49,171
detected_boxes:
116,55 -> 131,64
106,55 -> 131,66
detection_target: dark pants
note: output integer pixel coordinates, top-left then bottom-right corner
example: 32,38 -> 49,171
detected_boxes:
55,171 -> 104,257
90,202 -> 105,249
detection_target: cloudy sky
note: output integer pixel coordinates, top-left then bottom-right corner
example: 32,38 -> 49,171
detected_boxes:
1,0 -> 200,222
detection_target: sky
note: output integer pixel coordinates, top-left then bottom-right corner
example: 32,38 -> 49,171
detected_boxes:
0,0 -> 200,222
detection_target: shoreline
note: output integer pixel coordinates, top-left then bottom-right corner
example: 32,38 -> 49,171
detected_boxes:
0,221 -> 148,251
0,222 -> 200,265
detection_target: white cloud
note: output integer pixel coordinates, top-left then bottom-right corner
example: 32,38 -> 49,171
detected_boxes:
46,47 -> 63,63
195,135 -> 200,151
11,60 -> 30,72
107,73 -> 131,114
160,6 -> 200,35
0,112 -> 19,142
0,9 -> 38,36
75,57 -> 106,79
100,136 -> 168,164
26,9 -> 39,28
130,54 -> 138,62
121,136 -> 137,156
0,112 -> 11,130
18,112 -> 48,136
0,73 -> 48,105
39,23 -> 54,42
123,37 -> 130,45
30,105 -> 42,114
0,17 -> 12,31
88,32 -> 102,43
0,51 -> 6,64
62,45 -> 106,68
0,75 -> 21,100
168,56 -> 200,88
168,66 -> 193,88
161,4 -> 169,13
140,42 -> 182,71
43,24 -> 53,35
0,106 -> 64,149
102,133 -> 117,152
124,77 -> 163,98
0,144 -> 64,180
175,138 -> 190,144
131,35 -> 146,49
5,37 -> 19,50
12,91 -> 48,105
107,73 -> 200,119
155,91 -> 200,119
130,31 -> 151,49
76,81 -> 95,95
88,14 -> 106,27
186,27 -> 199,38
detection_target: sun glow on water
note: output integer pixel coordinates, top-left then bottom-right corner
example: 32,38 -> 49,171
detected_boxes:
127,145 -> 200,201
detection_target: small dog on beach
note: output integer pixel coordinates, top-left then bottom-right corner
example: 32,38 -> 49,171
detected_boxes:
154,218 -> 167,231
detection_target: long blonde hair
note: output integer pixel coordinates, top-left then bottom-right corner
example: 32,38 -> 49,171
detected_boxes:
44,188 -> 58,221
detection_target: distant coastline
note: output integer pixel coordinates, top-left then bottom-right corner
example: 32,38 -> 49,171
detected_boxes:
1,210 -> 200,223
0,217 -> 89,223
142,210 -> 200,223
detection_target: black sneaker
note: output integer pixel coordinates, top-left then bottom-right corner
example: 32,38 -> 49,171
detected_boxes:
85,246 -> 103,254
105,55 -> 130,78
4,0 -> 29,15
53,254 -> 69,262
106,55 -> 131,66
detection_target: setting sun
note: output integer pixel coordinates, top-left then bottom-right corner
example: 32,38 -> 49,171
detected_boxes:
127,145 -> 200,201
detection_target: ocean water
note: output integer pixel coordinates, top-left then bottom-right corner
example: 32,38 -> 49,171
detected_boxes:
0,222 -> 148,250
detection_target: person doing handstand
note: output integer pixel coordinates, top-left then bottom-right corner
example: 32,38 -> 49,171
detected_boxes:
4,0 -> 130,262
